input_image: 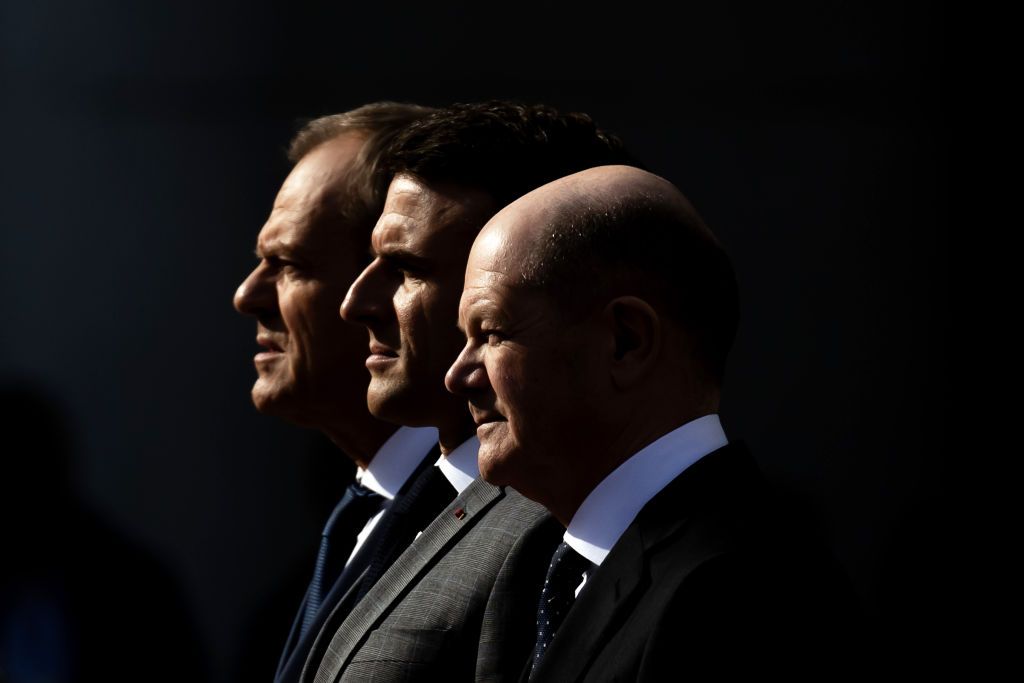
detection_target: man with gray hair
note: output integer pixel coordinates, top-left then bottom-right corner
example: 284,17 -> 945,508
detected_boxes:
234,102 -> 458,683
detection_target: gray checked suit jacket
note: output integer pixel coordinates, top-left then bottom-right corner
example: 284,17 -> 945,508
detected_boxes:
302,477 -> 561,683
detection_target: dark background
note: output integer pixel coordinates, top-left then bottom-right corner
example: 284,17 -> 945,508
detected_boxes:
1,1 -> 946,680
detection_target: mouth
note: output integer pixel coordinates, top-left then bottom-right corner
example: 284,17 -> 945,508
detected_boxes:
470,408 -> 505,427
366,341 -> 399,369
254,336 -> 284,363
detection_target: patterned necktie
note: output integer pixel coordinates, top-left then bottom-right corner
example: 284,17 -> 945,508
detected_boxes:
530,541 -> 592,678
300,481 -> 385,638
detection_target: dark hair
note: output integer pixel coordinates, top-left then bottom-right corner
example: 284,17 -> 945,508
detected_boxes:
520,189 -> 739,384
382,101 -> 639,209
287,102 -> 436,229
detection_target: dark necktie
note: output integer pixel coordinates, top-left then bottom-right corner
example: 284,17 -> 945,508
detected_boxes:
530,541 -> 592,678
300,481 -> 385,638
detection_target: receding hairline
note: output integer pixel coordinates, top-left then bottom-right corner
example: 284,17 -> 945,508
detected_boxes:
287,101 -> 436,163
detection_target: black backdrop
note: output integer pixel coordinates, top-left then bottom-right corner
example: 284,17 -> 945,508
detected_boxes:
1,2 -> 946,680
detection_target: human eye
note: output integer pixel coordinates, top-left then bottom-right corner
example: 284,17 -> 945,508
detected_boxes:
482,328 -> 506,346
375,255 -> 415,282
266,254 -> 306,274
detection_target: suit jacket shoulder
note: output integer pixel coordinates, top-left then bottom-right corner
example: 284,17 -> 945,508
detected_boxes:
531,442 -> 863,682
308,480 -> 561,683
276,445 -> 451,683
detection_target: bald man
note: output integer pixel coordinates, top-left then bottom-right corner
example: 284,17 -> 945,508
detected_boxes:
447,166 -> 863,681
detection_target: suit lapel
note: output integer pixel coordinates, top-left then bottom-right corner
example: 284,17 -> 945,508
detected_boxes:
309,478 -> 504,683
283,446 -> 449,683
530,444 -> 751,682
527,526 -> 646,683
352,462 -> 452,603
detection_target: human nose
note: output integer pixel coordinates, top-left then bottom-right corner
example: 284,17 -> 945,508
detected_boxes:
340,259 -> 388,325
233,264 -> 273,317
445,341 -> 487,396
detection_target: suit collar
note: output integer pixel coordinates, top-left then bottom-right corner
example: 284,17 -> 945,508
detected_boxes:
564,415 -> 727,566
278,443 -> 446,683
528,525 -> 645,683
435,435 -> 480,494
306,477 -> 505,683
531,442 -> 757,683
358,425 -> 439,499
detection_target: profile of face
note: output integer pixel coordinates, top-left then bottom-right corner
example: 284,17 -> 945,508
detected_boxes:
341,174 -> 496,429
445,216 -> 606,496
233,134 -> 371,427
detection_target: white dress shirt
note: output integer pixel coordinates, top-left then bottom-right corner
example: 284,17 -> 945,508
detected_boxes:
343,425 -> 439,567
435,436 -> 481,494
564,414 -> 728,594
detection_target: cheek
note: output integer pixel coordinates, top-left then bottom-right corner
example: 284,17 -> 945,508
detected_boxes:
393,289 -> 424,345
281,286 -> 335,364
505,357 -> 573,439
490,360 -> 532,430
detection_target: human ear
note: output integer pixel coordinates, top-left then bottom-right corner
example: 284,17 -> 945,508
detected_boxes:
603,296 -> 661,390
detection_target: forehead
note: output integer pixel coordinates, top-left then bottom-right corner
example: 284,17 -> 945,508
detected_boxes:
372,174 -> 494,256
258,134 -> 366,252
460,232 -> 531,316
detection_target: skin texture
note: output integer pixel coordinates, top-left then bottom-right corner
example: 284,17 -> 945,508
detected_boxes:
341,173 -> 496,453
233,133 -> 394,465
446,165 -> 719,524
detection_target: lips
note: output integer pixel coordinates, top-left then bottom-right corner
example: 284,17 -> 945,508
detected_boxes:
470,408 -> 505,426
253,335 -> 285,365
256,335 -> 284,352
368,341 -> 398,357
366,340 -> 399,370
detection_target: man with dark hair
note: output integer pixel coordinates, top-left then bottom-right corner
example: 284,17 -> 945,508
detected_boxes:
305,102 -> 636,682
447,165 -> 862,681
233,102 -> 460,683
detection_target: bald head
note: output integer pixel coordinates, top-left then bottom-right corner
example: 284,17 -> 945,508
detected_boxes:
473,165 -> 738,383
450,166 -> 738,517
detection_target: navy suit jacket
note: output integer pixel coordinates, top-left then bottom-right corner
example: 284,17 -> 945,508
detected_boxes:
275,444 -> 452,683
526,442 -> 864,682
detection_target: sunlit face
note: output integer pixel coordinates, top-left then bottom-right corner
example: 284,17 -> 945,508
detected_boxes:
233,134 -> 372,428
445,224 -> 605,496
340,173 -> 496,429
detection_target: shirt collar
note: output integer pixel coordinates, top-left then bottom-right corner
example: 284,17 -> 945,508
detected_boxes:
355,425 -> 439,500
563,414 -> 728,566
434,436 -> 480,494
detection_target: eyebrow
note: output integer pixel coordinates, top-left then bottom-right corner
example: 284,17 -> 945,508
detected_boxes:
373,246 -> 433,272
255,238 -> 309,261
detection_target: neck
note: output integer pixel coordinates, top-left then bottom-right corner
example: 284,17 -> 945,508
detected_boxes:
437,413 -> 476,456
322,416 -> 399,470
547,401 -> 720,527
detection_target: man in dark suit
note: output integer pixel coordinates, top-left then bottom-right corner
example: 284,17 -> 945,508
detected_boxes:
232,102 -> 458,683
446,165 -> 863,681
305,102 -> 637,682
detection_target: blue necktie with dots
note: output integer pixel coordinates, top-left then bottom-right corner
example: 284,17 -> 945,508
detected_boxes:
299,481 -> 385,639
530,541 -> 592,678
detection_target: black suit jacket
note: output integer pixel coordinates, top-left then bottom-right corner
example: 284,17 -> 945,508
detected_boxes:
528,442 -> 864,682
275,444 -> 452,683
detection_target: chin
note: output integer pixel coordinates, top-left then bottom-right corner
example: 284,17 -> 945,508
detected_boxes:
251,379 -> 305,422
366,383 -> 407,424
477,445 -> 514,487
